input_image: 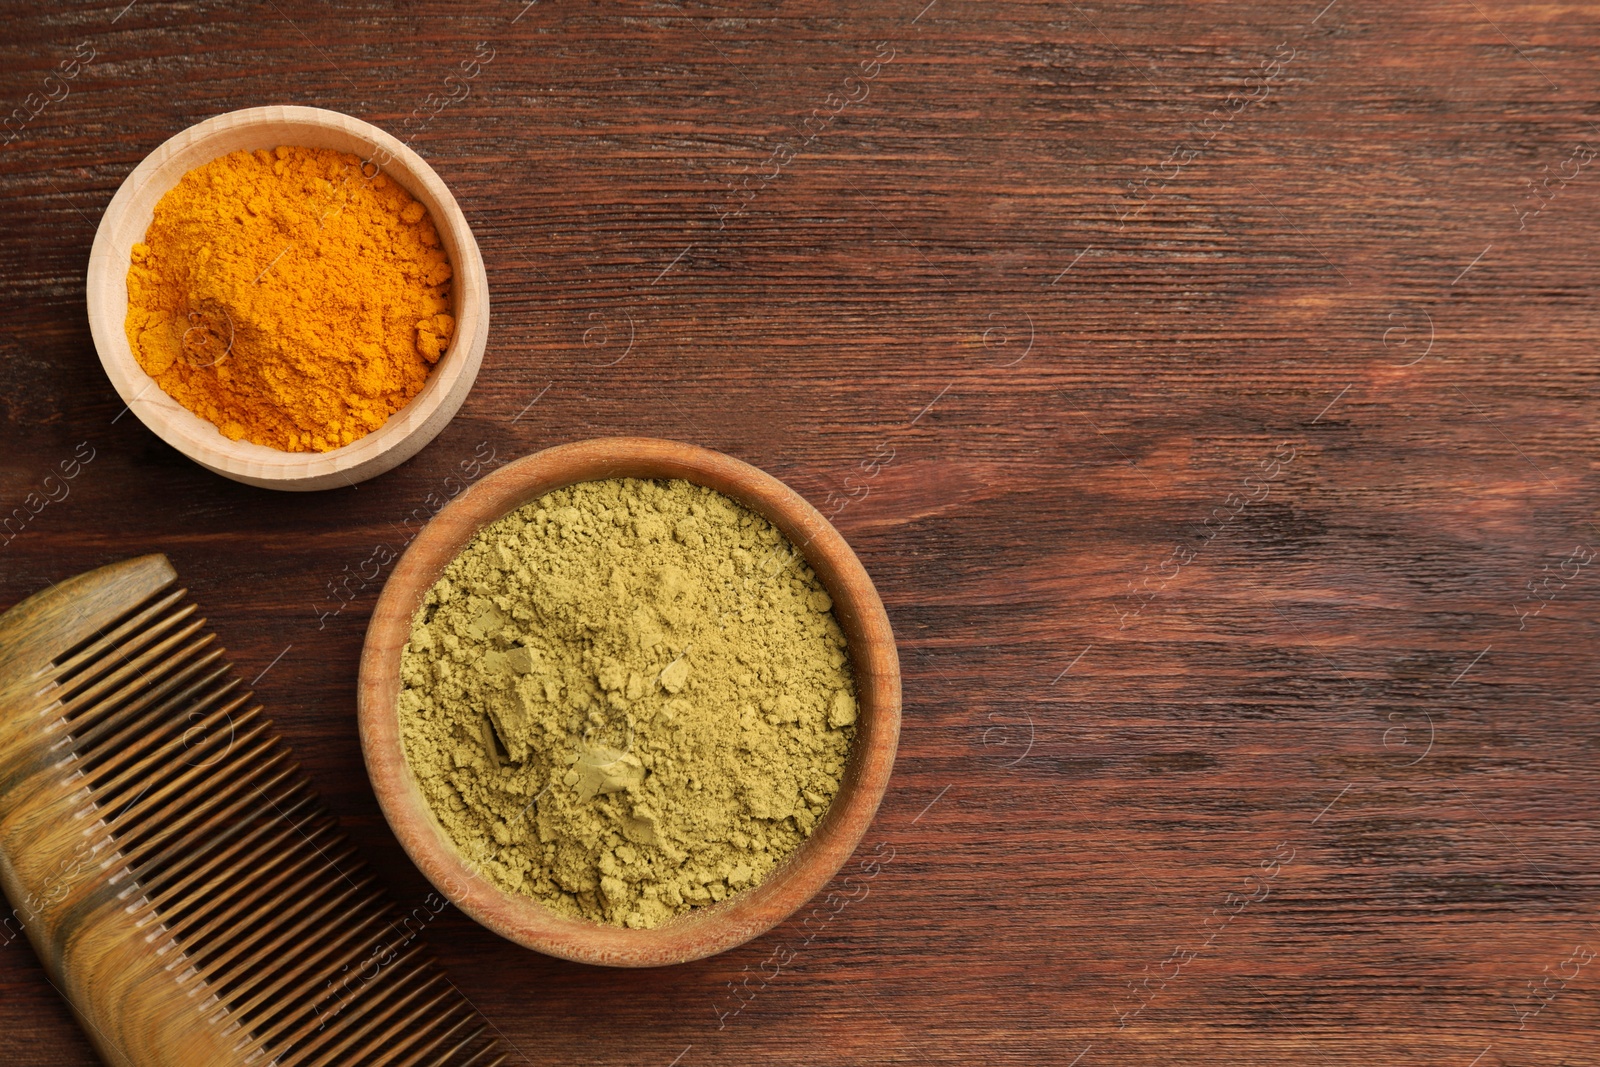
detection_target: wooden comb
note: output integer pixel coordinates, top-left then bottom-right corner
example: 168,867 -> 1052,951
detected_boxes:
0,554 -> 508,1067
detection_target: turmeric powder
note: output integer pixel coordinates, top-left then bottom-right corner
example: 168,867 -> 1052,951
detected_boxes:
124,146 -> 454,452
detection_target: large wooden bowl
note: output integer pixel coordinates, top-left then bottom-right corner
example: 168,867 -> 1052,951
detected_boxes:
359,438 -> 901,967
86,105 -> 489,491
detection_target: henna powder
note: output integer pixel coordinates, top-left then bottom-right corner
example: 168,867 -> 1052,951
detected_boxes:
398,477 -> 856,928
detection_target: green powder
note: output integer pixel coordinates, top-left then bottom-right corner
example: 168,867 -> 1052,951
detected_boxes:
398,477 -> 857,928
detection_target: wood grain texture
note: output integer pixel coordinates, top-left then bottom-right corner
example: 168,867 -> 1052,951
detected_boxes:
1,0 -> 1597,1063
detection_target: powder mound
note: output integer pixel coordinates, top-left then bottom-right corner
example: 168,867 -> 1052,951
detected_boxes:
124,145 -> 455,452
398,478 -> 856,929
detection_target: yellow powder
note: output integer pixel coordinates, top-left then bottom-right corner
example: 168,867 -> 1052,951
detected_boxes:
124,145 -> 454,452
398,478 -> 857,928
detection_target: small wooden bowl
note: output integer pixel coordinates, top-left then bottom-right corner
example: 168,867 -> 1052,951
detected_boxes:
359,438 -> 902,967
86,105 -> 489,491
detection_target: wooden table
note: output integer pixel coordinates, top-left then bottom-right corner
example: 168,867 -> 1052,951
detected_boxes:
2,1 -> 1597,1063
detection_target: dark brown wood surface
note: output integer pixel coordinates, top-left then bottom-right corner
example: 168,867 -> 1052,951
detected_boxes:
2,1 -> 1597,1064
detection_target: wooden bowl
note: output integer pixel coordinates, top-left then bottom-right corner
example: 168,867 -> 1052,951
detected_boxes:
85,105 -> 489,491
358,437 -> 902,967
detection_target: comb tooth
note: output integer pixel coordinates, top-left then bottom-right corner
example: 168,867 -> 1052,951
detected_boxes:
164,824 -> 350,939
144,790 -> 316,905
102,731 -> 276,862
420,1024 -> 493,1067
225,897 -> 395,1028
69,668 -> 241,807
56,623 -> 213,721
324,983 -> 460,1067
419,1010 -> 498,1067
69,661 -> 235,757
164,839 -> 359,951
121,755 -> 300,895
47,588 -> 191,684
283,962 -> 442,1067
181,844 -> 356,966
190,870 -> 384,1030
451,1041 -> 508,1067
314,976 -> 457,1067
267,944 -> 432,1061
129,776 -> 309,898
158,806 -> 341,931
247,767 -> 325,830
206,906 -> 394,1036
74,684 -> 246,808
78,694 -> 256,809
132,799 -> 324,959
63,637 -> 222,735
132,770 -> 308,900
387,1011 -> 479,1067
193,873 -> 377,982
98,716 -> 271,840
201,884 -> 391,1002
249,939 -> 502,1067
244,911 -> 422,1050
99,713 -> 266,821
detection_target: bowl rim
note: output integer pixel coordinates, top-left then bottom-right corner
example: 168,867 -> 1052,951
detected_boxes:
358,437 -> 902,967
85,104 -> 489,491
